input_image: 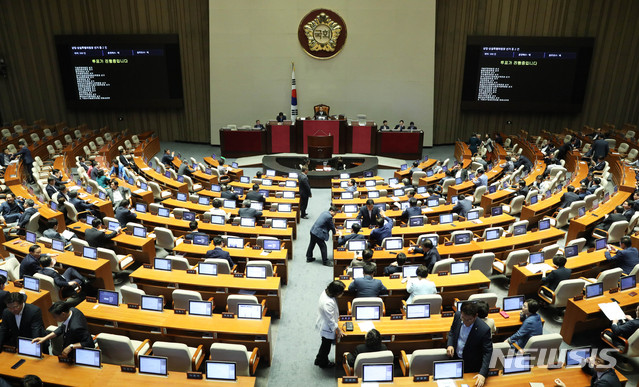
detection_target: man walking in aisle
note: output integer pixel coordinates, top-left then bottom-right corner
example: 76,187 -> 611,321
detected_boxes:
306,206 -> 337,266
299,166 -> 312,219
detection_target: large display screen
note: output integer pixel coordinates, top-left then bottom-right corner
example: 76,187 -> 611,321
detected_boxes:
55,34 -> 183,108
461,36 -> 594,113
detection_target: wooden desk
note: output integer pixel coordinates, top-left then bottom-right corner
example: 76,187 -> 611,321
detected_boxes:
134,157 -> 188,194
115,177 -> 154,205
76,301 -> 273,364
2,240 -> 114,290
129,267 -> 282,318
0,352 -> 255,386
393,159 -> 437,180
561,287 -> 639,344
338,271 -> 490,312
172,243 -> 289,285
67,222 -> 156,264
2,282 -> 55,327
566,190 -> 632,241
337,367 -> 627,386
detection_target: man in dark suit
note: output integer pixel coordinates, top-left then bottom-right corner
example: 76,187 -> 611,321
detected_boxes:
356,199 -> 380,227
45,177 -> 59,199
298,167 -> 312,219
85,218 -> 120,249
39,255 -> 86,304
0,275 -> 8,312
622,200 -> 635,221
592,138 -> 610,161
348,263 -> 388,297
401,197 -> 422,222
555,354 -> 621,387
12,142 -> 34,183
161,149 -> 175,167
14,199 -> 37,236
409,239 -> 441,273
20,245 -> 48,279
559,185 -> 580,209
337,223 -> 366,247
514,154 -> 534,173
370,211 -> 393,247
0,193 -> 24,224
238,200 -> 262,219
468,133 -> 482,155
68,190 -> 99,219
589,156 -> 606,174
556,141 -> 571,161
446,302 -> 492,387
177,159 -> 194,177
245,184 -> 266,203
383,253 -> 407,276
598,206 -> 627,231
540,254 -> 572,294
452,194 -> 473,218
605,236 -> 639,274
407,121 -> 417,130
394,120 -> 406,131
611,304 -> 639,343
515,180 -> 529,199
33,301 -> 94,358
115,199 -> 137,226
306,206 -> 337,266
254,120 -> 265,129
204,236 -> 234,268
0,292 -> 46,351
276,112 -> 287,122
106,180 -> 131,210
220,184 -> 239,201
379,120 -> 390,130
185,221 -> 208,242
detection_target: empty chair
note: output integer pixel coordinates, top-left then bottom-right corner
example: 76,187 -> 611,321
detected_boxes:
431,258 -> 455,274
167,255 -> 193,270
33,273 -> 62,302
203,258 -> 234,274
209,343 -> 260,376
584,267 -> 624,291
0,258 -> 20,281
618,143 -> 630,155
74,129 -> 82,139
95,137 -> 105,147
30,133 -> 40,143
568,200 -> 586,219
502,195 -> 524,215
151,341 -> 204,372
601,327 -> 639,370
226,295 -> 266,316
70,237 -> 89,255
584,194 -> 597,210
565,237 -> 587,252
400,348 -> 448,376
493,250 -> 530,277
480,227 -> 504,239
1,128 -> 11,139
405,294 -> 443,314
440,178 -> 455,195
469,252 -> 495,277
64,134 -> 73,144
172,289 -> 203,310
246,260 -> 275,277
538,279 -> 587,322
605,138 -> 616,150
625,148 -> 638,163
549,208 -> 571,229
95,333 -> 151,366
120,285 -> 146,305
492,342 -> 512,370
154,227 -> 178,251
349,297 -> 385,318
468,293 -> 498,308
449,230 -> 473,244
343,350 -> 394,377
124,139 -> 133,150
473,185 -> 487,204
131,135 -> 140,145
515,333 -> 563,365
183,175 -> 202,192
412,171 -> 426,186
149,181 -> 171,200
541,244 -> 560,260
593,221 -> 629,245
104,132 -> 113,141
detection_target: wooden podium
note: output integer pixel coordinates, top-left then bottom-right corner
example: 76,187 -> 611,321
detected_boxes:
308,135 -> 333,159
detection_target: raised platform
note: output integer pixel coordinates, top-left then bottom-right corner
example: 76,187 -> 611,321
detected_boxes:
262,155 -> 378,188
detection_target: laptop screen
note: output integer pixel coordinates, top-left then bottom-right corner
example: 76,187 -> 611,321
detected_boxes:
189,300 -> 212,316
265,169 -> 276,177
25,231 -> 36,244
433,360 -> 463,380
50,201 -> 58,211
140,182 -> 148,191
503,295 -> 524,311
585,282 -> 603,298
246,266 -> 267,279
138,355 -> 168,376
538,219 -> 551,230
249,201 -> 263,211
85,215 -> 95,225
227,237 -> 244,249
343,204 -> 358,214
198,196 -> 211,206
18,337 -> 41,358
223,200 -> 236,209
347,240 -> 366,252
417,186 -> 427,194
285,180 -> 297,188
210,184 -> 221,192
182,212 -> 196,221
595,238 -> 607,250
503,355 -> 531,375
394,188 -> 405,197
210,215 -> 225,225
455,177 -> 462,185
384,238 -> 403,251
271,218 -> 287,229
529,252 -> 544,264
240,217 -> 255,227
176,192 -> 187,202
513,224 -> 527,236
23,276 -> 39,292
566,348 -> 591,367
341,192 -> 353,199
237,304 -> 263,319
401,164 -> 407,171
205,361 -> 237,381
406,304 -> 430,319
491,206 -> 503,216
352,267 -> 364,279
282,191 -> 293,199
157,207 -> 170,217
98,289 -> 119,306
466,210 -> 479,221
198,263 -> 218,276
485,229 -> 500,241
278,203 -> 292,212
262,179 -> 272,186
427,198 -> 439,207
51,238 -> 65,252
355,305 -> 381,320
133,226 -> 147,238
409,217 -> 424,227
263,239 -> 281,251
450,261 -> 469,275
426,170 -> 434,177
177,175 -> 184,183
107,221 -> 120,231
402,265 -> 419,278
75,348 -> 101,367
439,214 -> 453,224
389,178 -> 399,185
98,191 -> 107,200
140,295 -> 164,312
135,203 -> 147,213
83,246 -> 97,259
362,364 -> 394,383
488,185 -> 496,194
454,233 -> 471,245
368,190 -> 380,198
240,176 -> 249,183
154,257 -> 172,271
530,195 -> 538,205
565,244 -> 579,258
620,275 -> 636,291
578,206 -> 586,217
193,235 -> 210,246
364,171 -> 373,178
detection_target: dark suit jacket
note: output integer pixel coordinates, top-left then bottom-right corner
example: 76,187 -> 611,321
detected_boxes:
452,199 -> 472,218
161,154 -> 174,166
556,143 -> 571,160
238,207 -> 262,219
204,247 -> 234,268
245,190 -> 265,203
348,276 -> 388,298
413,247 -> 441,273
446,312 -> 493,376
220,190 -> 239,201
40,267 -> 76,298
592,139 -> 610,160
53,307 -> 93,348
17,207 -> 38,234
337,233 -> 365,247
115,206 -> 137,226
19,254 -> 41,279
468,137 -> 481,155
515,155 -> 533,172
46,184 -> 58,199
559,192 -> 580,209
0,290 -> 8,312
600,213 -> 627,231
401,206 -> 422,221
310,211 -> 336,241
541,267 -> 572,291
346,343 -> 388,367
14,147 -> 33,164
177,163 -> 193,177
582,363 -> 621,387
0,304 -> 45,350
276,115 -> 286,122
85,227 -> 117,249
185,231 -> 208,241
298,173 -> 311,198
611,318 -> 639,339
356,206 -> 380,227
605,247 -> 639,274
70,197 -> 92,213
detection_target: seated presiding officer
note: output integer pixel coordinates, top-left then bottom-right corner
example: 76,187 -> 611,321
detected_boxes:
355,199 -> 380,228
346,328 -> 387,367
504,299 -> 543,349
446,302 -> 492,387
205,236 -> 235,269
0,292 -> 46,352
32,301 -> 94,358
347,263 -> 388,298
337,222 -> 365,247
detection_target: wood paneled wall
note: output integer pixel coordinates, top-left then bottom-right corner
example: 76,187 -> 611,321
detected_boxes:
434,0 -> 639,144
0,0 -> 209,143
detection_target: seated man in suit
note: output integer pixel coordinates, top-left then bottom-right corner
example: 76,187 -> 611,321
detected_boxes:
254,120 -> 265,129
13,199 -> 38,236
514,153 -> 533,173
610,304 -> 639,349
39,255 -> 87,305
401,197 -> 422,222
185,220 -> 208,241
0,292 -> 46,352
394,120 -> 405,131
622,200 -> 635,221
85,218 -> 120,250
337,222 -> 366,247
446,302 -> 492,387
205,236 -> 235,269
605,236 -> 639,274
346,329 -> 387,367
369,211 -> 393,247
558,185 -> 580,209
555,353 -> 621,387
355,199 -> 380,228
347,263 -> 388,298
161,149 -> 175,167
409,239 -> 441,273
238,200 -> 262,219
407,121 -> 417,130
276,112 -> 287,122
20,245 -> 52,279
345,179 -> 358,193
177,159 -> 194,177
598,206 -> 627,231
45,176 -> 59,200
209,199 -> 230,221
452,194 -> 473,218
68,190 -> 100,219
115,199 -> 137,226
32,301 -> 94,358
315,107 -> 328,119
107,180 -> 131,210
43,219 -> 73,250
245,184 -> 266,203
472,168 -> 488,187
540,254 -> 572,295
379,120 -> 390,130
220,184 -> 239,201
504,299 -> 543,349
0,193 -> 24,224
383,252 -> 406,276
349,248 -> 376,274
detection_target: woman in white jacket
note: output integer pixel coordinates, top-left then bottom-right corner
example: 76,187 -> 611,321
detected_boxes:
314,280 -> 346,368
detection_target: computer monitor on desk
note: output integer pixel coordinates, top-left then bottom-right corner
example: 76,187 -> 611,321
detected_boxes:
343,204 -> 358,214
503,295 -> 524,311
75,348 -> 102,368
240,217 -> 256,227
282,191 -> 294,199
210,215 -> 225,225
23,276 -> 39,292
263,239 -> 281,251
409,216 -> 424,227
278,203 -> 292,212
18,337 -> 41,358
206,361 -> 236,381
406,304 -> 430,319
139,355 -> 168,376
383,238 -> 403,251
347,240 -> 366,252
538,218 -> 551,231
223,200 -> 236,209
450,261 -> 469,275
565,348 -> 591,367
26,231 -> 37,244
51,238 -> 65,252
466,210 -> 479,221
271,218 -> 287,229
237,304 -> 262,319
491,206 -> 503,216
433,360 -> 463,380
135,203 -> 147,213
485,229 -> 500,241
427,198 -> 439,207
157,207 -> 170,218
402,265 -> 418,278
439,214 -> 453,225
154,258 -> 172,271
368,190 -> 380,199
141,295 -> 164,312
188,300 -> 213,316
341,192 -> 353,199
355,305 -> 381,320
183,211 -> 196,221
564,244 -> 579,258
352,267 -> 364,279
246,266 -> 267,279
198,263 -> 218,276
453,233 -> 471,245
98,289 -> 119,306
344,219 -> 360,230
529,252 -> 544,264
362,364 -> 394,383
503,355 -> 531,375
585,282 -> 604,298
227,237 -> 244,249
265,169 -> 276,177
513,224 -> 527,236
595,238 -> 607,250
620,275 -> 636,291
578,206 -> 586,217
193,234 -> 210,246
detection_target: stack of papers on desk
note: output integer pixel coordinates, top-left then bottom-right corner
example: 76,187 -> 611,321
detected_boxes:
505,188 -> 516,193
133,189 -> 146,194
357,321 -> 375,333
599,302 -> 626,321
142,167 -> 151,171
389,183 -> 402,189
472,219 -> 483,224
391,196 -> 400,202
526,263 -> 554,274
62,230 -> 76,240
436,380 -> 457,387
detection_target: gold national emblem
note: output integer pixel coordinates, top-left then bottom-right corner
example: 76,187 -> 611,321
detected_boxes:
298,9 -> 347,59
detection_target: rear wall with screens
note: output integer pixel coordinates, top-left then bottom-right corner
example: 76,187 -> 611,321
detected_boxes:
55,34 -> 184,108
461,36 -> 594,113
